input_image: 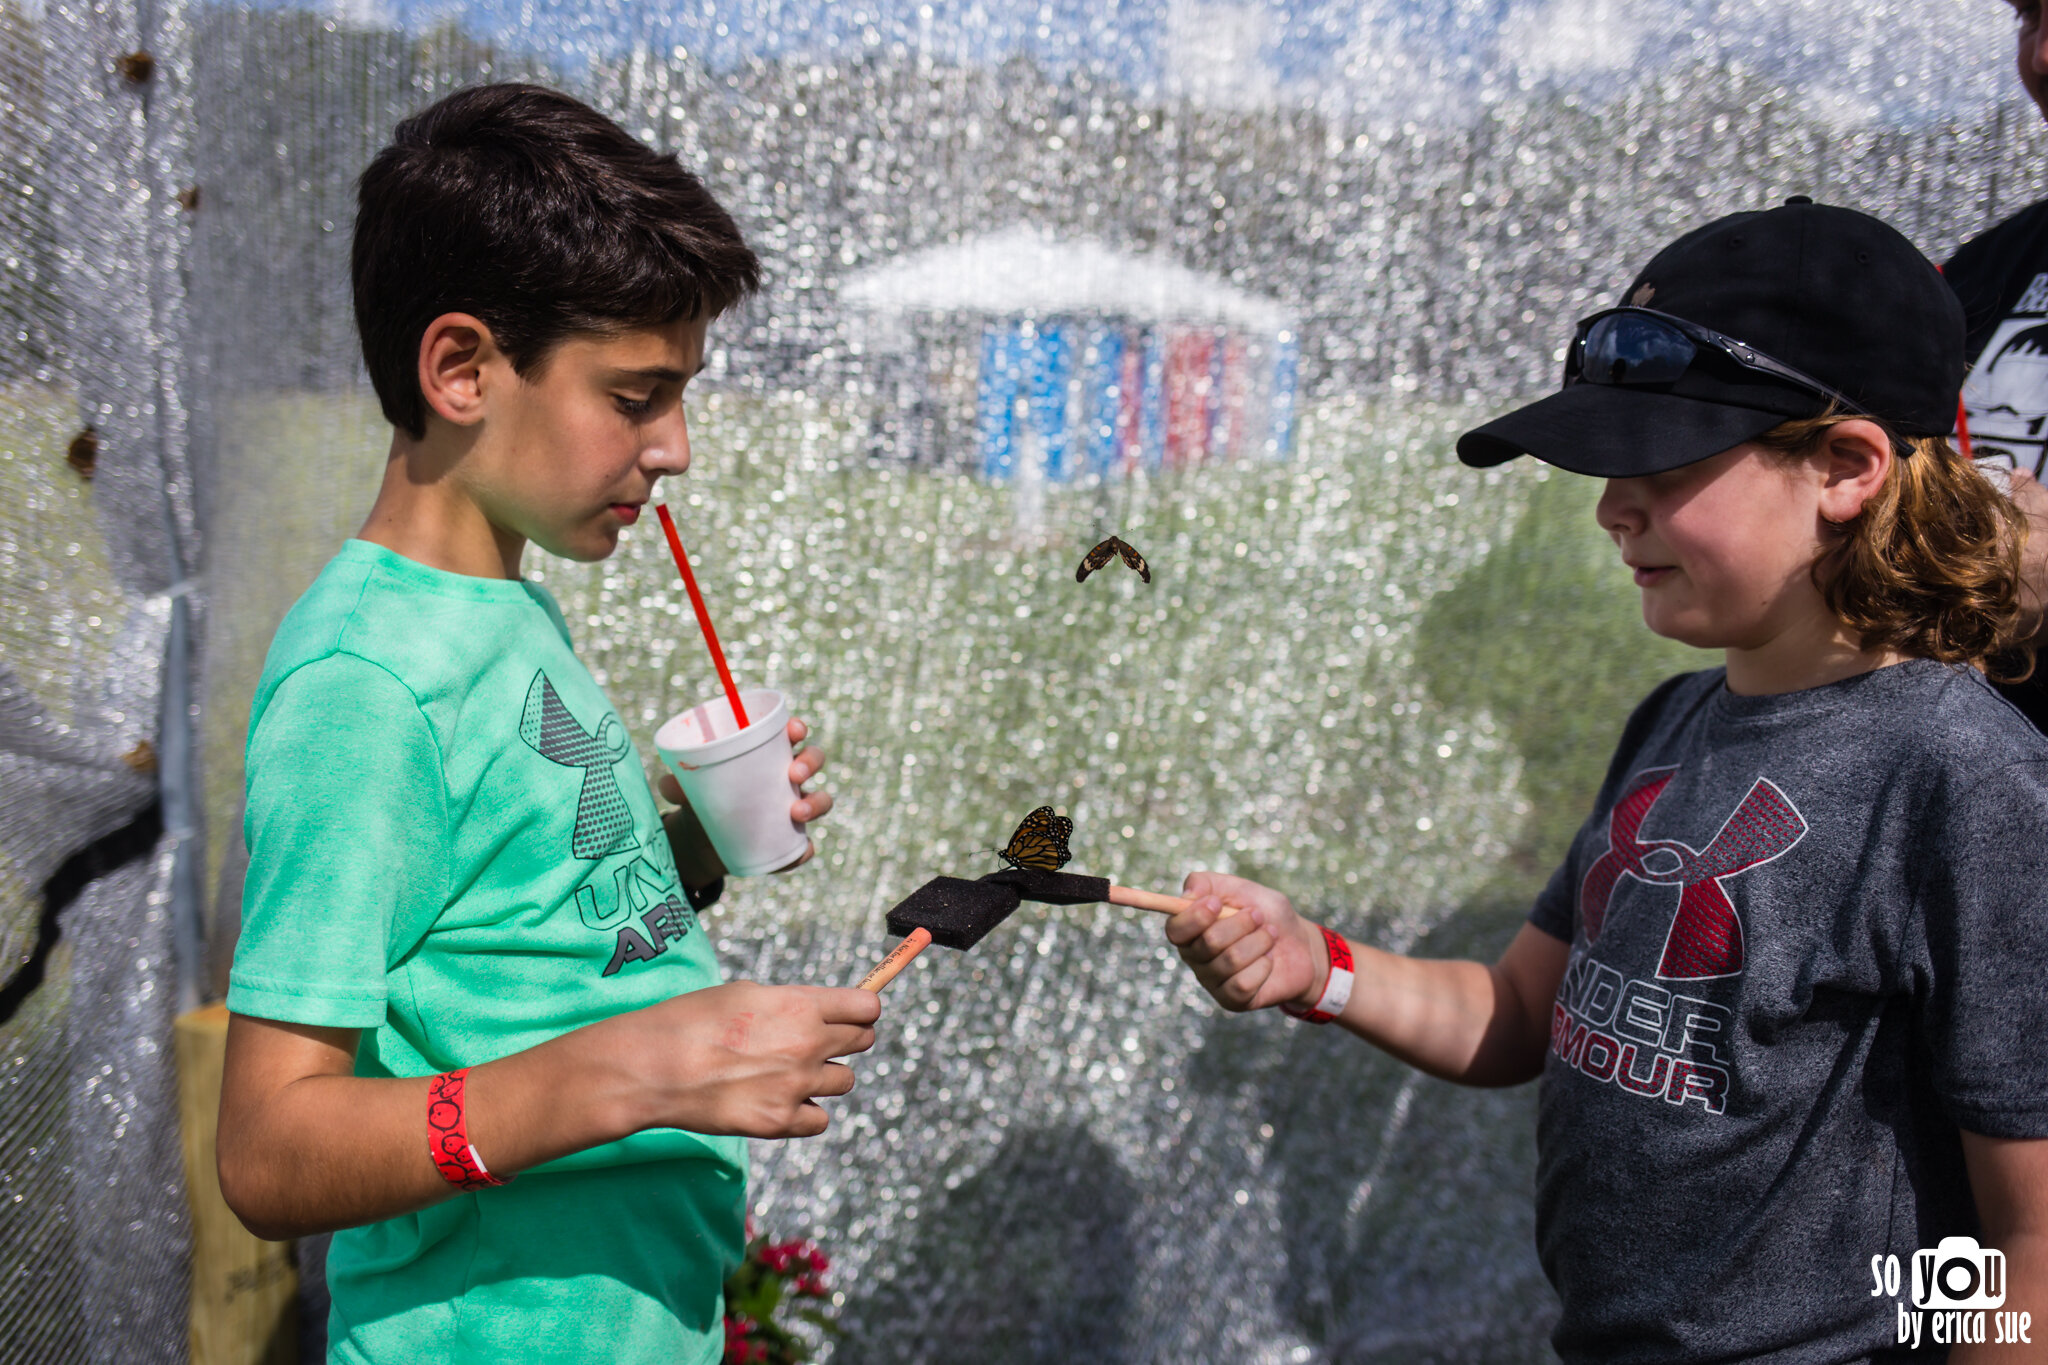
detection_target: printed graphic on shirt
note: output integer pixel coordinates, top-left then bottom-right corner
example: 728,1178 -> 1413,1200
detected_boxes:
592,887 -> 698,978
1550,765 -> 1807,1115
1579,765 -> 1807,980
520,670 -> 637,860
575,852 -> 701,979
519,669 -> 699,977
1962,272 -> 2048,475
1549,957 -> 1735,1113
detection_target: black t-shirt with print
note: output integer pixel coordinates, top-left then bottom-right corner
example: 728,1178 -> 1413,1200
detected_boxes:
1947,196 -> 2048,442
1946,201 -> 2048,731
1529,662 -> 2048,1364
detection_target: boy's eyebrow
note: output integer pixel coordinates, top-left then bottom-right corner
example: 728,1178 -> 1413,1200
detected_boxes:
611,360 -> 707,382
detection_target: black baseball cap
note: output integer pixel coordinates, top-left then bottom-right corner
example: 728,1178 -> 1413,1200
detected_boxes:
1456,199 -> 1966,477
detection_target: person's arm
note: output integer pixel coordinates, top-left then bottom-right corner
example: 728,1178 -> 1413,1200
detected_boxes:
1953,1132 -> 2048,1363
1165,871 -> 1568,1086
1923,759 -> 2048,1359
217,980 -> 878,1241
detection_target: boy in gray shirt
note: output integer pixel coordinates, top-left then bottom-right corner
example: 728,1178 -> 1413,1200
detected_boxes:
1169,203 -> 2048,1361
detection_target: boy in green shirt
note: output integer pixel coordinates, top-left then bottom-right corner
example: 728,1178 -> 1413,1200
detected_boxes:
216,83 -> 881,1365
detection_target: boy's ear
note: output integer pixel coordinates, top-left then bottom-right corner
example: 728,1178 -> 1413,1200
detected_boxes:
416,313 -> 499,429
1815,418 -> 1893,525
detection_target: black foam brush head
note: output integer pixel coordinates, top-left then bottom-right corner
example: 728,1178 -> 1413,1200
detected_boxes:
885,876 -> 1022,949
983,866 -> 1111,906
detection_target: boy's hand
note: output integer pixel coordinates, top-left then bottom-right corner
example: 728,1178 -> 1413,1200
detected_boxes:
610,981 -> 879,1139
658,716 -> 835,880
1164,871 -> 1329,1013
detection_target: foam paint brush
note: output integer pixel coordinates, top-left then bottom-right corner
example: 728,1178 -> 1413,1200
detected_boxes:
856,877 -> 1021,992
983,866 -> 1191,914
854,870 -> 1194,992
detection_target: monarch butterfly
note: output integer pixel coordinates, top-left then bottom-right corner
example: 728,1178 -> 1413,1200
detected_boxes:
996,805 -> 1074,873
1076,535 -> 1151,584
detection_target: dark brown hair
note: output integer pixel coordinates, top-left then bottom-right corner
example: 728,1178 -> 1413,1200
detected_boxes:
1757,412 -> 2034,681
352,83 -> 760,438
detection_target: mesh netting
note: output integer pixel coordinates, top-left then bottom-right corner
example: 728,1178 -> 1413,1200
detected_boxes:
4,1 -> 2045,1361
1,1 -> 196,1361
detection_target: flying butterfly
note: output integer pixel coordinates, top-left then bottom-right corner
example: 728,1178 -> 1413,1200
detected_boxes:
1076,535 -> 1151,585
995,805 -> 1074,873
65,427 -> 98,481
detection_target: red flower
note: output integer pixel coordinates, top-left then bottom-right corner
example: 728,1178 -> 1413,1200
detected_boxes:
726,1227 -> 838,1362
761,1239 -> 809,1274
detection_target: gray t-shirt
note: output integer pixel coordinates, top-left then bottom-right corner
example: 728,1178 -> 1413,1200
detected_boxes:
1530,661 -> 2048,1364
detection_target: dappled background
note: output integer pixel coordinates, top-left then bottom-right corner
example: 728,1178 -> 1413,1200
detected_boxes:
2,0 -> 2042,1360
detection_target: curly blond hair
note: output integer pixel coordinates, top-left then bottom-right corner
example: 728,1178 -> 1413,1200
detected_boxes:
1755,411 -> 2034,681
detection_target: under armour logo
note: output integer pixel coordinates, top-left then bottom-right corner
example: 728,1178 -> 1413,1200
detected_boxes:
1579,766 -> 1807,980
520,671 -> 637,861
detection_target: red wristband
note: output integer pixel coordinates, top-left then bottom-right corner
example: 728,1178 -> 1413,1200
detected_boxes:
428,1068 -> 509,1190
1281,926 -> 1355,1024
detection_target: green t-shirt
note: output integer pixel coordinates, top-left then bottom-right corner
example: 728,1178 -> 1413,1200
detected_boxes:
227,539 -> 746,1365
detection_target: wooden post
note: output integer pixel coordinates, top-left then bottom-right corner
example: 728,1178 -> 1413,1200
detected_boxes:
175,1002 -> 297,1364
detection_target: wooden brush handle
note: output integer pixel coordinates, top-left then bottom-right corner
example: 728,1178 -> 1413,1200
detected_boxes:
858,927 -> 933,992
1108,885 -> 1193,915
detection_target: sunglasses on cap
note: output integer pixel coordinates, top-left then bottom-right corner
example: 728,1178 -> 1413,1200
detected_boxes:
1565,307 -> 1862,413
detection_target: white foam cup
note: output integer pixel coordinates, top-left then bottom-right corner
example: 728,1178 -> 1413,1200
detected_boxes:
654,688 -> 809,877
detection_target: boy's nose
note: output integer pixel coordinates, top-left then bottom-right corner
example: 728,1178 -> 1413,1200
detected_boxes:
1595,478 -> 1646,537
642,412 -> 692,476
644,442 -> 690,475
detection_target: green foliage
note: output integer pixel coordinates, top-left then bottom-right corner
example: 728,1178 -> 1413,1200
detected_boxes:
1416,468 -> 1712,906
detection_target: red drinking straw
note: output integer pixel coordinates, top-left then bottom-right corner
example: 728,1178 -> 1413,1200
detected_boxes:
654,503 -> 750,730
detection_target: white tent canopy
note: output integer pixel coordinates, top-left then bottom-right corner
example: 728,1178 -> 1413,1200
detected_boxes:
838,224 -> 1294,332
